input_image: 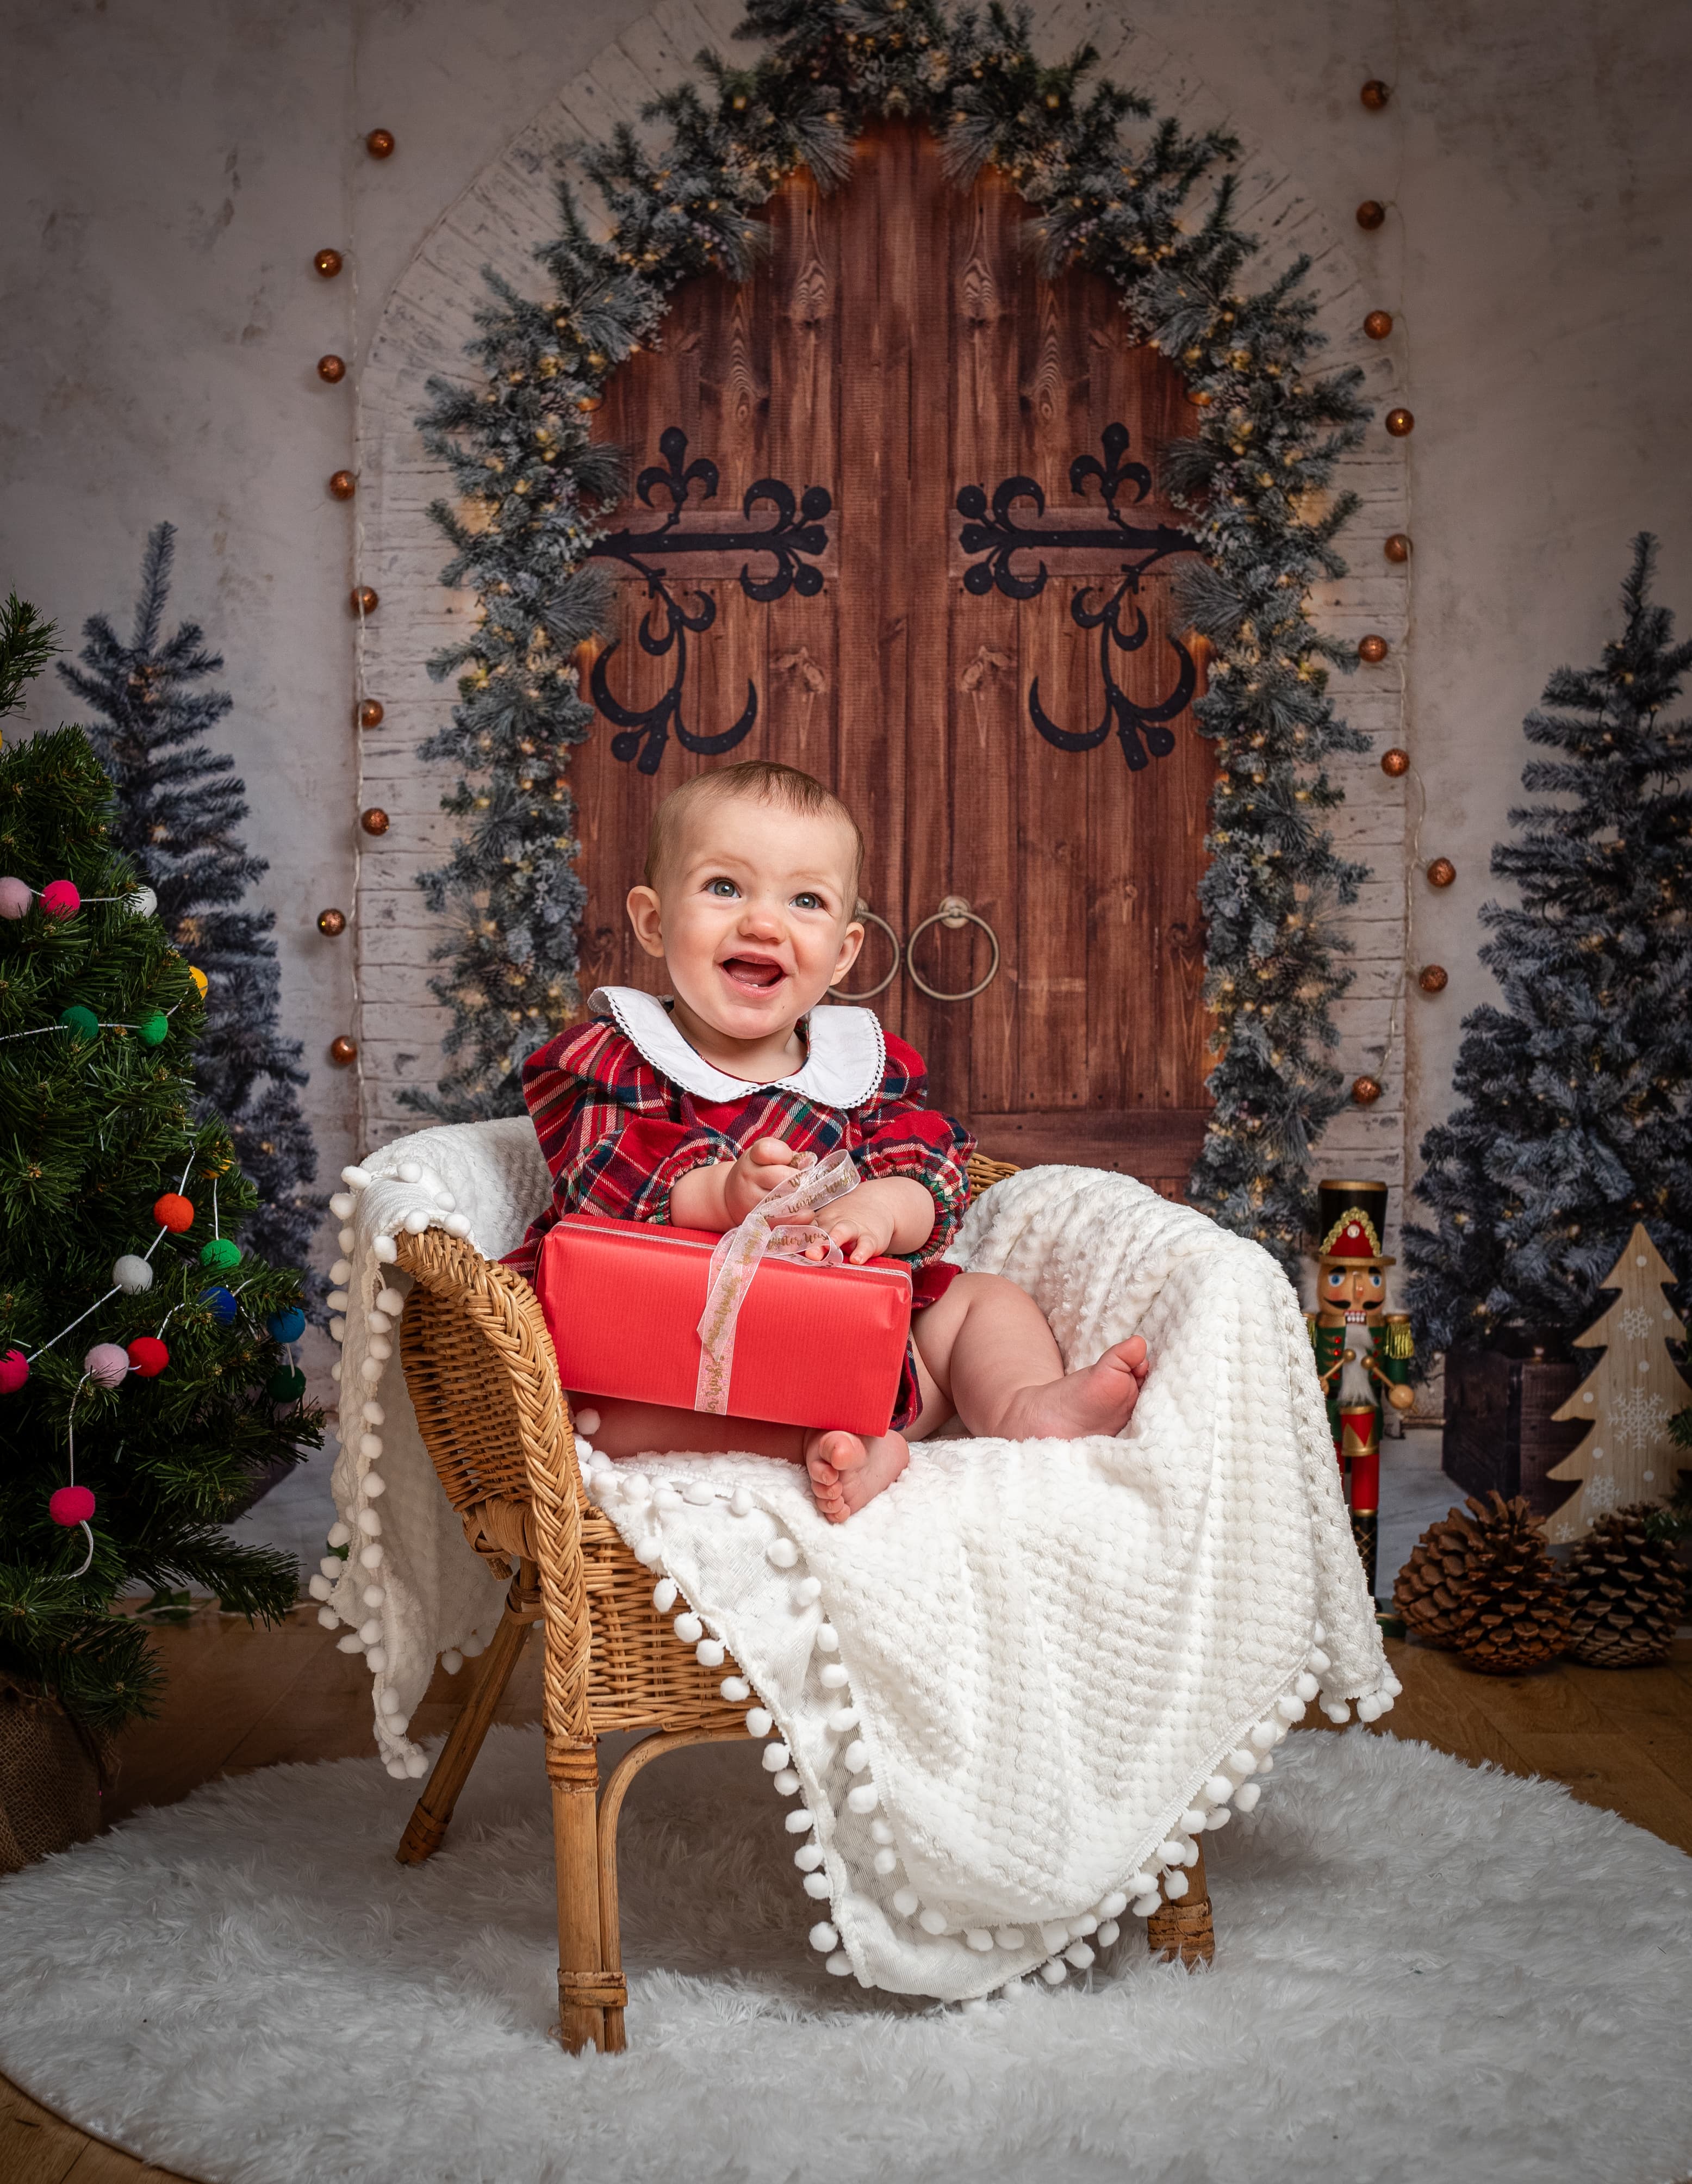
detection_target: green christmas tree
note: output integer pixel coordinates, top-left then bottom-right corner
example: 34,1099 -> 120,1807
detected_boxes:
0,603 -> 318,1733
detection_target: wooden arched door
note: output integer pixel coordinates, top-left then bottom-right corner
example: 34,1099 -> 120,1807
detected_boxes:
576,124 -> 1212,1192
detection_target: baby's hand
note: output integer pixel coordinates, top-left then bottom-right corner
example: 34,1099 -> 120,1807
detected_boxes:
723,1137 -> 812,1225
806,1180 -> 901,1265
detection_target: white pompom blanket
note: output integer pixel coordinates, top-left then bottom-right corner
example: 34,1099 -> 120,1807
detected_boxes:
321,1126 -> 1394,2003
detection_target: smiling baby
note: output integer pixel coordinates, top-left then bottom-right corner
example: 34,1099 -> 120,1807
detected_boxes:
504,760 -> 1149,1519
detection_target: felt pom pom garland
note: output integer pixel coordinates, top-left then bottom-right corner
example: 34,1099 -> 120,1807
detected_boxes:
3,1130 -> 309,1553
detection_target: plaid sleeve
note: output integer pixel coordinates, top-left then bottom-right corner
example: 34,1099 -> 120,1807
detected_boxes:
502,1023 -> 733,1274
854,1033 -> 977,1267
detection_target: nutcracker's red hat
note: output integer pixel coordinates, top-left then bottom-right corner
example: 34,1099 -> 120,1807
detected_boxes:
1314,1178 -> 1395,1267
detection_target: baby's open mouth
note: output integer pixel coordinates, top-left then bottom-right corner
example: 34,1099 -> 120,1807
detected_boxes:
719,955 -> 787,993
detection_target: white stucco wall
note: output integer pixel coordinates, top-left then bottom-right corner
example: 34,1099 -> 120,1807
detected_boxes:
3,0 -> 1689,1317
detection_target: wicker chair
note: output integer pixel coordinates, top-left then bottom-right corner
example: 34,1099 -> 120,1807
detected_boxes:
391,1151 -> 1212,2053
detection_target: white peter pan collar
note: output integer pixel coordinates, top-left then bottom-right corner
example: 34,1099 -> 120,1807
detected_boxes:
589,986 -> 887,1109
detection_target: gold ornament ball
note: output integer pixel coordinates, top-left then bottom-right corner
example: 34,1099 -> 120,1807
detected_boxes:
1186,387 -> 1212,407
1351,1074 -> 1383,1106
1385,532 -> 1413,562
1356,200 -> 1387,231
350,586 -> 379,616
359,806 -> 390,837
1360,78 -> 1391,109
365,128 -> 395,159
329,1035 -> 359,1066
1386,407 -> 1416,437
314,248 -> 344,278
1380,747 -> 1411,777
575,393 -> 603,413
1358,633 -> 1390,665
1418,964 -> 1449,994
1426,857 -> 1457,889
317,354 -> 346,384
316,908 -> 347,938
1363,309 -> 1394,340
357,698 -> 385,729
328,469 -> 357,501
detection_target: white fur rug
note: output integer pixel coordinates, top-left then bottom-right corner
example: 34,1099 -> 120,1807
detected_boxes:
1,1729 -> 1688,2184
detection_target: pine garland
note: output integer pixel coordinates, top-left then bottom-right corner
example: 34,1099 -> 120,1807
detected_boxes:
412,0 -> 1372,1267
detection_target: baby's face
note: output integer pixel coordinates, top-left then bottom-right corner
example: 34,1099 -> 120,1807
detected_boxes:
629,796 -> 864,1044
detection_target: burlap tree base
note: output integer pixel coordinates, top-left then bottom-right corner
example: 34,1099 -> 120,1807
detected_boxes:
0,1679 -> 117,1875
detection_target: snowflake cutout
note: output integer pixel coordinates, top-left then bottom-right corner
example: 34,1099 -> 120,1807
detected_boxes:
1584,1474 -> 1621,1513
1611,1389 -> 1670,1451
1619,1306 -> 1654,1341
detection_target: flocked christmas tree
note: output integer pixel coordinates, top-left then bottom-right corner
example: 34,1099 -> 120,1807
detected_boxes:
1405,536 -> 1692,1352
0,606 -> 317,1732
407,0 -> 1373,1270
60,525 -> 324,1293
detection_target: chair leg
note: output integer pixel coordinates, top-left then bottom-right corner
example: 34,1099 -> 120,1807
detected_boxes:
592,1726 -> 746,2055
551,1741 -> 616,2055
1146,1842 -> 1215,1966
395,1587 -> 533,1865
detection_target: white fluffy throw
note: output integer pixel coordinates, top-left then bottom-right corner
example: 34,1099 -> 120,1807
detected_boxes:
322,1130 -> 1395,2001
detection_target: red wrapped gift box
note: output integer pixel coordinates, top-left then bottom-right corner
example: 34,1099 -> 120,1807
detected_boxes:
534,1214 -> 914,1437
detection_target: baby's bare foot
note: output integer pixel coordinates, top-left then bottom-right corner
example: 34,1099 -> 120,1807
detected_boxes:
804,1427 -> 911,1523
998,1335 -> 1149,1442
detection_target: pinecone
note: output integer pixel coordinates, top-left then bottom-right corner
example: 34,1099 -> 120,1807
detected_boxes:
1394,1493 -> 1571,1673
1563,1503 -> 1688,1668
1393,1503 -> 1480,1646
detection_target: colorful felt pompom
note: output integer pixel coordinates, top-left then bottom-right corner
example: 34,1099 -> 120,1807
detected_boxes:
126,1336 -> 169,1378
39,879 -> 81,919
84,1343 -> 130,1388
49,1485 -> 96,1525
154,1193 -> 195,1233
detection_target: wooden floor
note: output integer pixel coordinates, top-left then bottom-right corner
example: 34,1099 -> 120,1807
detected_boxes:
3,1608 -> 1690,2182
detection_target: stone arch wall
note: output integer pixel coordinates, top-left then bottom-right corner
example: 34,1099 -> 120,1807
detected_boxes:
352,0 -> 1410,1250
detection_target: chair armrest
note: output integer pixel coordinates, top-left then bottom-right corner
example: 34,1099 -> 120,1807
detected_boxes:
395,1228 -> 592,1746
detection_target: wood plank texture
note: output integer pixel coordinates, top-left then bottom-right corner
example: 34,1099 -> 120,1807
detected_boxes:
573,122 -> 1214,1176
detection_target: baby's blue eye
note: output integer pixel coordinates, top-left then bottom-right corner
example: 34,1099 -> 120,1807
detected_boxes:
792,891 -> 823,911
706,878 -> 739,898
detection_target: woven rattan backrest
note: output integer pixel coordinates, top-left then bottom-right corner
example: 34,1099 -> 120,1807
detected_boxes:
966,1151 -> 1018,1196
396,1230 -> 570,1514
399,1282 -> 532,1512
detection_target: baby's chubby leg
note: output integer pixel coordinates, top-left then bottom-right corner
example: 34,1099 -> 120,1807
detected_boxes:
910,1271 -> 1149,1442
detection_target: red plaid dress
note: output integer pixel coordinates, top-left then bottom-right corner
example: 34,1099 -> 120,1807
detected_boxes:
505,990 -> 976,1430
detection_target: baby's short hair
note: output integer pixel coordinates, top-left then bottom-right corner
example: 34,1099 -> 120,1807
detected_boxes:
644,760 -> 864,898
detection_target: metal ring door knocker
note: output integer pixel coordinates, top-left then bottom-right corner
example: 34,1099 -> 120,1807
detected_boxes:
832,898 -> 903,1000
905,895 -> 1001,1002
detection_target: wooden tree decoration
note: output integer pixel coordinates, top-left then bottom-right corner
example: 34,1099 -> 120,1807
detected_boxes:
1546,1225 -> 1690,1543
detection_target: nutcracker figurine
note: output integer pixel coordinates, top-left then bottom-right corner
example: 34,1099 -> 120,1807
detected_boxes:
1307,1179 -> 1415,1598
